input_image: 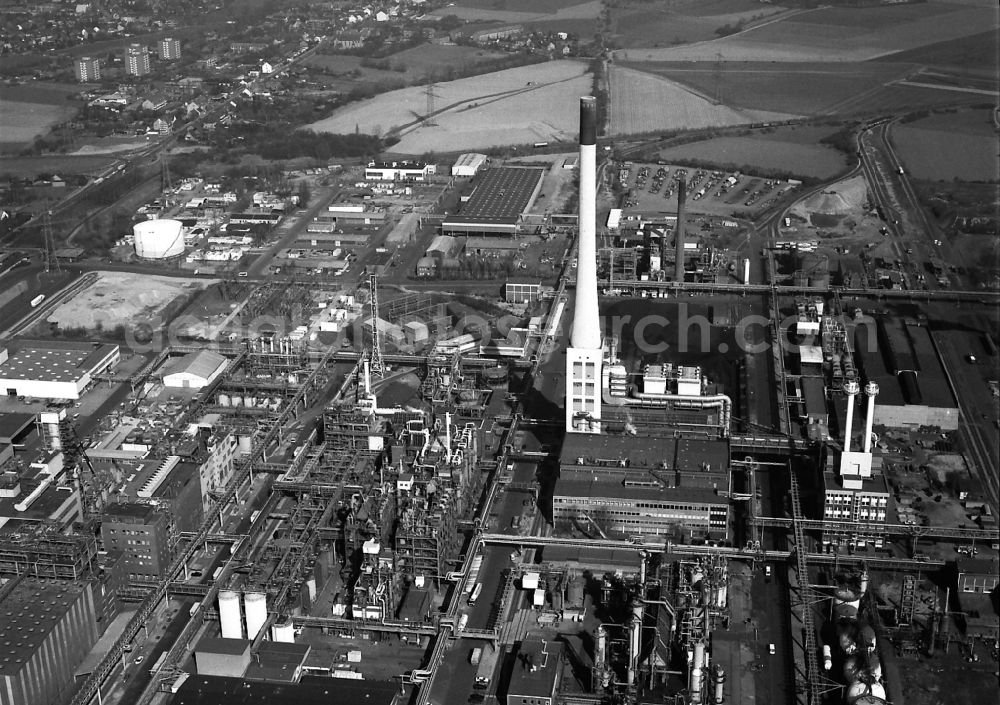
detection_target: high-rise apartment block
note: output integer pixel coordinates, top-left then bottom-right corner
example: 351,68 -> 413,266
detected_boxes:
160,37 -> 181,61
75,56 -> 100,82
126,43 -> 151,76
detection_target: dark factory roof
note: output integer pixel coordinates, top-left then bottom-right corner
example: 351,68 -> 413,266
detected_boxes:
854,318 -> 956,410
169,674 -> 398,705
0,413 -> 34,443
445,167 -> 544,225
0,577 -> 89,676
560,433 -> 730,475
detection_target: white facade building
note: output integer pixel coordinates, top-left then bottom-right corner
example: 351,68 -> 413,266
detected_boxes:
162,350 -> 227,389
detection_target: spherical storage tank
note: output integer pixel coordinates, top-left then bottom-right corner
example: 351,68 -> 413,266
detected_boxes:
134,219 -> 184,259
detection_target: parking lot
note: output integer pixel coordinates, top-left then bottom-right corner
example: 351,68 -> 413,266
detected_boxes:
618,162 -> 796,219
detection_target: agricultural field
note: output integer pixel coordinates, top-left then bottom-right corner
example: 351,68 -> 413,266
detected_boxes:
608,0 -> 788,48
654,126 -> 849,180
872,28 -> 998,74
606,64 -> 796,137
307,60 -> 591,154
612,1 -> 1000,62
892,109 -> 999,182
624,61 -> 909,116
0,82 -> 82,152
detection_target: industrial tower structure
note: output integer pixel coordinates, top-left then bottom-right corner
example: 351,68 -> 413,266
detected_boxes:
565,96 -> 603,434
368,273 -> 385,377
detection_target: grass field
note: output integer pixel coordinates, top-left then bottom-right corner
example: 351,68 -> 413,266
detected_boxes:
607,64 -> 797,136
437,0 -> 587,13
655,126 -> 849,180
0,153 -> 117,178
0,82 -> 82,152
387,44 -> 510,76
613,2 -> 1000,62
624,61 -> 909,116
428,0 -> 601,22
308,60 -> 591,154
892,109 -> 999,182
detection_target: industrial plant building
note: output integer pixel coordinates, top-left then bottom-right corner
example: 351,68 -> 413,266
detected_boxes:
441,167 -> 545,237
854,318 -> 959,430
0,340 -> 120,400
364,160 -> 434,181
555,435 -> 731,541
100,503 -> 173,580
0,577 -> 99,705
505,638 -> 564,705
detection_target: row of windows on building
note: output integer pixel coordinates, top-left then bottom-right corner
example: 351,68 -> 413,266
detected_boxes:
826,494 -> 889,507
825,509 -> 888,521
554,498 -> 720,512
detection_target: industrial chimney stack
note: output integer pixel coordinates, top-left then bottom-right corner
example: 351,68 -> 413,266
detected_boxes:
674,178 -> 687,282
565,96 -> 603,434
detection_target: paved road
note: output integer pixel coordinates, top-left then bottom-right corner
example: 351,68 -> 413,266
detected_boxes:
751,566 -> 795,705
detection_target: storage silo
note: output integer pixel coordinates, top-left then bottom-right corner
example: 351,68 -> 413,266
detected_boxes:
272,620 -> 296,643
133,219 -> 185,259
218,590 -> 243,639
244,592 -> 268,639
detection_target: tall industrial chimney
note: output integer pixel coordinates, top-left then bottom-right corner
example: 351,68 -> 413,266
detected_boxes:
565,96 -> 603,434
863,382 -> 879,453
572,96 -> 600,351
842,380 -> 860,452
674,178 -> 687,282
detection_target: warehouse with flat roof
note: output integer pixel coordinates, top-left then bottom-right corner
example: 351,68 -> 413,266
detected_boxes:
442,167 -> 545,237
0,340 -> 120,400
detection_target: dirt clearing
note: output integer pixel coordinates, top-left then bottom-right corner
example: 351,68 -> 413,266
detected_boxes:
44,272 -> 209,330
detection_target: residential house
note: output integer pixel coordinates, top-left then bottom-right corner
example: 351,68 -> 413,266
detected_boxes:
141,93 -> 168,111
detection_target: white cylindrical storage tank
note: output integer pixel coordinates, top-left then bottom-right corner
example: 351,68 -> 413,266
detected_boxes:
219,590 -> 243,639
847,681 -> 886,703
272,621 -> 296,643
244,592 -> 268,639
134,219 -> 185,259
742,258 -> 751,284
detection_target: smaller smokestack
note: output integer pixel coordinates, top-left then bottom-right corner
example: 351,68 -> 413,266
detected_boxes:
842,380 -> 860,452
863,382 -> 879,453
674,178 -> 687,282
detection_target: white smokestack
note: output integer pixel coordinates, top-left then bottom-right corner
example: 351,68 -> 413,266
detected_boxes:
565,97 -> 603,434
571,96 -> 600,350
863,382 -> 879,453
842,380 -> 860,452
